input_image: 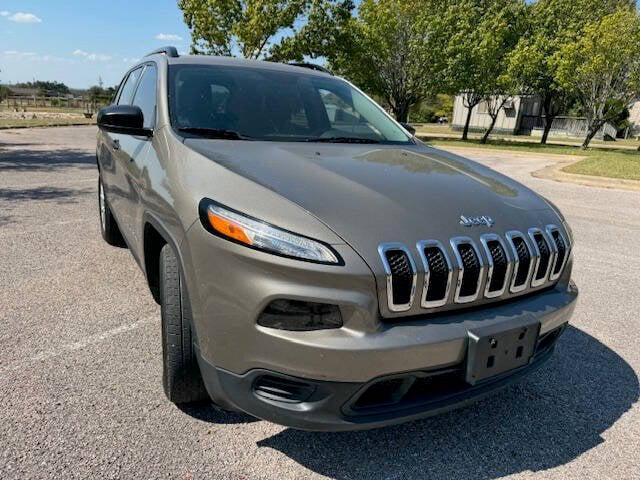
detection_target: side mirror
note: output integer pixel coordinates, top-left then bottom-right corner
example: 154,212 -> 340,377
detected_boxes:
400,122 -> 416,135
97,105 -> 152,137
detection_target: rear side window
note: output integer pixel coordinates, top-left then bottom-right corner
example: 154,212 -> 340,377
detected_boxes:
117,67 -> 143,105
132,65 -> 157,129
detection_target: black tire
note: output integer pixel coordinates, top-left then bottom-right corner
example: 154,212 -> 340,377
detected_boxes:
98,175 -> 126,248
159,243 -> 209,404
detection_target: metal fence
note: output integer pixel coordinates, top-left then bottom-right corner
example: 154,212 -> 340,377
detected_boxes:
519,115 -> 617,140
0,96 -> 110,113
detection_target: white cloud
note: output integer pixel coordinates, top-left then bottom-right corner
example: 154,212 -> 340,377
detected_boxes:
155,33 -> 182,41
4,50 -> 36,57
8,12 -> 42,23
73,49 -> 111,62
0,11 -> 10,17
89,53 -> 112,61
0,50 -> 72,63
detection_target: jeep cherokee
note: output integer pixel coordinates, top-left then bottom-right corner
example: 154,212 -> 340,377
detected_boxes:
96,47 -> 578,431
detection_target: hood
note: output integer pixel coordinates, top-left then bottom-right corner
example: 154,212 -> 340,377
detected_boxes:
185,140 -> 557,268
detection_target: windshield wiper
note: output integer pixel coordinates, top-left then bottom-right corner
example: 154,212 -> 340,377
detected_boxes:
306,136 -> 380,144
178,127 -> 253,140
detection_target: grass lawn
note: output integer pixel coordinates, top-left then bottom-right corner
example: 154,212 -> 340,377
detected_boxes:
426,138 -> 640,182
562,153 -> 640,181
0,117 -> 95,129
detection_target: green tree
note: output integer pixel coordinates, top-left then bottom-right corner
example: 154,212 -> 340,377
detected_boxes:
325,0 -> 448,122
15,80 -> 70,96
555,8 -> 640,148
410,94 -> 454,123
269,0 -> 354,61
507,0 -> 635,144
178,0 -> 353,60
441,0 -> 526,140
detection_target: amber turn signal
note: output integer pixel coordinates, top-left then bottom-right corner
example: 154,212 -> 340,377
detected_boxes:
207,210 -> 253,245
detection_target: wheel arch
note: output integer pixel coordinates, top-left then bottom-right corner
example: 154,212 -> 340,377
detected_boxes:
142,213 -> 186,304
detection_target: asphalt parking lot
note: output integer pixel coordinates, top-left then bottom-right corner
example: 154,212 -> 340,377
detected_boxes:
1,126 -> 638,479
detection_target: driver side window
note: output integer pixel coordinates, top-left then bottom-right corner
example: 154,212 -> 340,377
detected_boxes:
131,65 -> 157,129
117,67 -> 143,106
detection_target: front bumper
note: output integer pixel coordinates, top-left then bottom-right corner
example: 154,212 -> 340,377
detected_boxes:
198,324 -> 567,431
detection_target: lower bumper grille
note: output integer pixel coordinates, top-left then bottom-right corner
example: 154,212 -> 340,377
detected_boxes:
348,325 -> 565,415
253,375 -> 316,403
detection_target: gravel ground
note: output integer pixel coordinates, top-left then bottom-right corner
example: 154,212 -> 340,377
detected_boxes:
0,126 -> 638,480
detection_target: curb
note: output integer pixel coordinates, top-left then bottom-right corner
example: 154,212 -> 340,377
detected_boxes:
436,144 -> 640,192
533,161 -> 640,192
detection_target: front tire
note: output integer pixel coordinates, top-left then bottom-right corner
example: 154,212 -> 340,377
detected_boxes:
98,175 -> 126,247
159,244 -> 209,404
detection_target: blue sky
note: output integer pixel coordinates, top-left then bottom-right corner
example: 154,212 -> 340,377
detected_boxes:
0,0 -> 193,88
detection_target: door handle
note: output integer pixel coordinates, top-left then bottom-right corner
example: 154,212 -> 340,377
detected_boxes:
111,139 -> 121,151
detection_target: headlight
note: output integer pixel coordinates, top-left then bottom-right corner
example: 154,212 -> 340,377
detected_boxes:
199,199 -> 342,265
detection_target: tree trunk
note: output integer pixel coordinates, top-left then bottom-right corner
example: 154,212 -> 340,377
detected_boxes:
540,94 -> 555,145
462,106 -> 474,141
480,115 -> 499,144
582,121 -> 602,149
392,100 -> 410,123
540,116 -> 554,144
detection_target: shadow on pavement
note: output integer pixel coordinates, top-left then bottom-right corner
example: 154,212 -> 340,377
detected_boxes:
178,401 -> 259,425
256,326 -> 638,479
0,186 -> 93,203
0,147 -> 95,172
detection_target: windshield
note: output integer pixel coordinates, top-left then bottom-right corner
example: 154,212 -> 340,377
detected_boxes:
168,64 -> 412,144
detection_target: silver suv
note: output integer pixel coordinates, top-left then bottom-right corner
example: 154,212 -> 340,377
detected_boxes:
96,47 -> 578,431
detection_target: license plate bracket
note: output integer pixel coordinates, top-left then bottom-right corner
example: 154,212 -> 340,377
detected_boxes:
466,316 -> 540,385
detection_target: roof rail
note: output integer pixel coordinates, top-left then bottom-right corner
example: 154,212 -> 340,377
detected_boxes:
288,62 -> 333,75
145,46 -> 179,58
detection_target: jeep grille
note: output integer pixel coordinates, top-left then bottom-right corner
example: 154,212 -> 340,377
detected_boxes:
378,225 -> 570,314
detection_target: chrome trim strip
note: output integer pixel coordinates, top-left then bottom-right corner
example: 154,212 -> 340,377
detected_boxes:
479,233 -> 513,299
546,224 -> 570,281
505,231 -> 535,294
450,237 -> 485,304
416,240 -> 453,308
528,227 -> 552,287
378,243 -> 417,312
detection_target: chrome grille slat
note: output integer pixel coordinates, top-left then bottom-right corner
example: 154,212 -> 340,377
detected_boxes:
546,224 -> 570,281
505,231 -> 534,293
378,243 -> 417,312
417,240 -> 453,308
480,233 -> 512,298
528,228 -> 553,287
450,237 -> 485,304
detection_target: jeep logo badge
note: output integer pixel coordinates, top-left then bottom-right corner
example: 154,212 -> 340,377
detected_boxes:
460,215 -> 495,227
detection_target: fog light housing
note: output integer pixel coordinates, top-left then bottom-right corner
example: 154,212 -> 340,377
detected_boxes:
258,299 -> 343,331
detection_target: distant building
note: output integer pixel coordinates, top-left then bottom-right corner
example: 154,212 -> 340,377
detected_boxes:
5,86 -> 39,97
451,94 -> 540,135
627,100 -> 640,137
452,94 -> 617,140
